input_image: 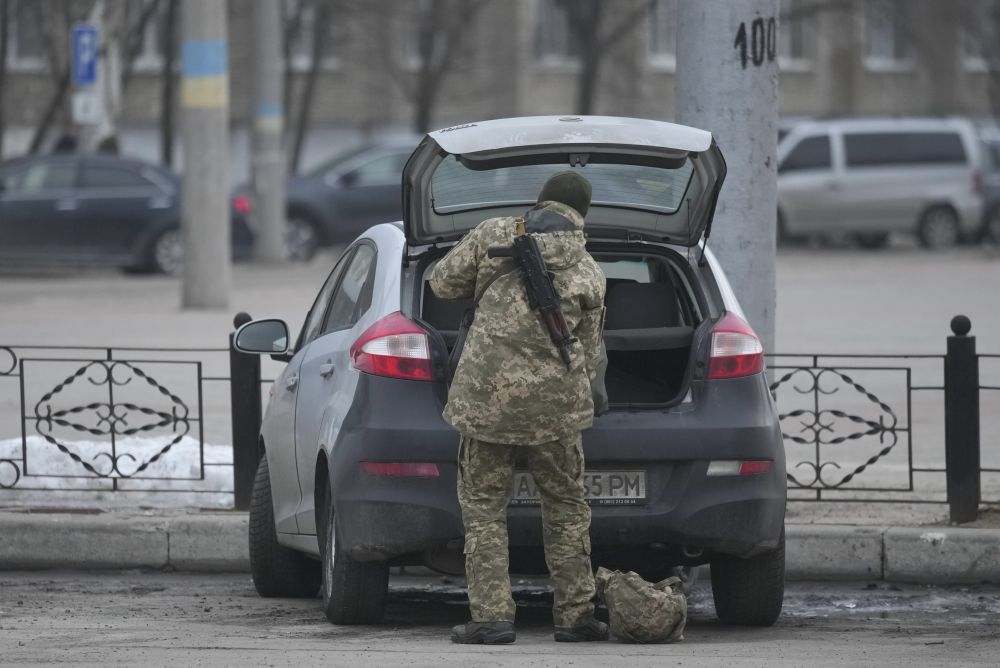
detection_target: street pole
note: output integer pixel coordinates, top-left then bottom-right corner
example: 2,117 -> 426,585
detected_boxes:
180,0 -> 230,309
675,0 -> 779,353
250,0 -> 287,262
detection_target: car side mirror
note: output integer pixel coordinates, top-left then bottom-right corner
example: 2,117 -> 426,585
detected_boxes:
234,319 -> 290,355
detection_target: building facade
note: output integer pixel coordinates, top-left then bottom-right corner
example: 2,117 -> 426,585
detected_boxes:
1,0 -> 997,167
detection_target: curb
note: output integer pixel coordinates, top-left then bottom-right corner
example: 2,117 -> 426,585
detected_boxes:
1,512 -> 997,583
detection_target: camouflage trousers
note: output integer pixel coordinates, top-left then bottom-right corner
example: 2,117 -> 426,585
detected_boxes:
457,433 -> 595,626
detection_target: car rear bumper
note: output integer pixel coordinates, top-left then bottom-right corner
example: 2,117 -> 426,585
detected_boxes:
331,373 -> 786,563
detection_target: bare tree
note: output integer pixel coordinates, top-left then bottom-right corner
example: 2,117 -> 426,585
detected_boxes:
160,0 -> 178,166
0,0 -> 9,157
369,0 -> 490,134
558,0 -> 653,115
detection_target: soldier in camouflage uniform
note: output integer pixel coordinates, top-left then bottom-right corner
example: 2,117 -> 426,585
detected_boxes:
428,171 -> 608,645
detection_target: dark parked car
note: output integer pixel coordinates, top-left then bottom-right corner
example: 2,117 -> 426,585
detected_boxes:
0,153 -> 253,274
235,116 -> 787,628
262,143 -> 416,260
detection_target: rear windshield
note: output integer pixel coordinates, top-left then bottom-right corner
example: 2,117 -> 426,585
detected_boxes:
430,159 -> 695,215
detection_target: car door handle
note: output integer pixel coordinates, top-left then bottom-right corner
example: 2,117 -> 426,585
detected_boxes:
55,198 -> 78,211
319,363 -> 335,378
285,374 -> 299,391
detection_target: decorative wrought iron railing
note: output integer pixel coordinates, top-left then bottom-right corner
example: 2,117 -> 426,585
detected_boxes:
0,316 -> 996,519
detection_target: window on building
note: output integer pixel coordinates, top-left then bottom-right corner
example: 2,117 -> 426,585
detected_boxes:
779,135 -> 831,173
648,0 -> 677,69
127,0 -> 166,71
778,0 -> 808,67
283,0 -> 342,70
864,0 -> 911,69
536,0 -> 577,63
961,0 -> 1000,71
7,0 -> 46,69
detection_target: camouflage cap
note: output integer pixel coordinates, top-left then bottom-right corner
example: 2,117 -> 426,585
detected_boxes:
595,567 -> 687,643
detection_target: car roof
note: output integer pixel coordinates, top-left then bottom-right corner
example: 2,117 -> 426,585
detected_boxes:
789,117 -> 976,135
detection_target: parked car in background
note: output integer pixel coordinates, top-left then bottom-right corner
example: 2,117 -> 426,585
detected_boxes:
980,130 -> 1000,243
777,118 -> 985,249
237,142 -> 417,262
235,116 -> 787,628
0,153 -> 253,274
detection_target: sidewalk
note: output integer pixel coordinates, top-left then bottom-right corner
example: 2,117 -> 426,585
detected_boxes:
1,509 -> 997,584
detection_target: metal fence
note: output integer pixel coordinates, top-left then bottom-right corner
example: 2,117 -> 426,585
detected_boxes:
0,316 -> 996,519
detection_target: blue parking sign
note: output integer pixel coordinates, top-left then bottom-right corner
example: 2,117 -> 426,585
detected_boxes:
72,24 -> 99,87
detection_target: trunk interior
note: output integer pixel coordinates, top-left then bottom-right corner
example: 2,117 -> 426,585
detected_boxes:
418,248 -> 703,408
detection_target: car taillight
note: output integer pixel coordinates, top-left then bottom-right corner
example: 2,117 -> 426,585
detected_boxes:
708,312 -> 764,379
350,311 -> 433,381
232,194 -> 252,215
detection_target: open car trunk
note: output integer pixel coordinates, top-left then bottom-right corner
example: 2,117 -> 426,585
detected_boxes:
418,246 -> 704,408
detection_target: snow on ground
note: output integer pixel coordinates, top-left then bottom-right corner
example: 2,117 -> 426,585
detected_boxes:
0,436 -> 234,509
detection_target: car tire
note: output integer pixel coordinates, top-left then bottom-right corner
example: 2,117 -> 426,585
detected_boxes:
249,455 -> 322,598
710,529 -> 785,626
286,213 -> 320,262
854,232 -> 889,249
149,227 -> 183,275
917,206 -> 961,249
319,485 -> 389,625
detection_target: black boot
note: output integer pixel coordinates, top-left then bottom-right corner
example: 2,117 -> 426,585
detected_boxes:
450,621 -> 516,644
554,616 -> 609,642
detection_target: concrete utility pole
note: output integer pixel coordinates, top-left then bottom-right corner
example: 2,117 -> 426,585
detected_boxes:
180,0 -> 230,309
250,0 -> 287,262
675,0 -> 779,353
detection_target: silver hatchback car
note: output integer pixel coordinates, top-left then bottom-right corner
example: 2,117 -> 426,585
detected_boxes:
235,116 -> 786,628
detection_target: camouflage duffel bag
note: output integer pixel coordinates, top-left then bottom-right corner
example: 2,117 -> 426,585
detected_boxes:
595,567 -> 687,643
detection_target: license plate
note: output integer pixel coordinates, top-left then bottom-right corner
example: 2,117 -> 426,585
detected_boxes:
510,471 -> 647,506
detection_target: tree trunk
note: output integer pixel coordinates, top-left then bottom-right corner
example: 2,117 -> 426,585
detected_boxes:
161,0 -> 178,166
576,51 -> 601,115
0,0 -> 8,158
289,0 -> 330,174
29,69 -> 72,153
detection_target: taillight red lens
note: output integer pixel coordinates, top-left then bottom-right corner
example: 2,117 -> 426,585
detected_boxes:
232,194 -> 252,215
362,462 -> 440,477
708,312 -> 764,379
350,312 -> 433,381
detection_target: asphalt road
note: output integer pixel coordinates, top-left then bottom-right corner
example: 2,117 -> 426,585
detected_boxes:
1,572 -> 998,667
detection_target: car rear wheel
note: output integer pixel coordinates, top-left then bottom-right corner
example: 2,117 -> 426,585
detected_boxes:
150,228 -> 183,275
710,529 -> 785,626
320,487 -> 389,625
286,214 -> 320,262
917,206 -> 960,249
249,455 -> 322,598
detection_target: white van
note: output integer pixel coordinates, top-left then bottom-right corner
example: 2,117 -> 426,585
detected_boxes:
777,118 -> 985,248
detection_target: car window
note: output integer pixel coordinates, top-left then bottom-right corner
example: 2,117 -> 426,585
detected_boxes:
844,132 -> 967,168
298,248 -> 356,348
81,166 -> 156,189
779,135 -> 831,172
344,153 -> 409,187
322,244 -> 376,333
2,162 -> 76,192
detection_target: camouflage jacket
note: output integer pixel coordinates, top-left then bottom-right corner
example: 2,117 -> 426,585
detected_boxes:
428,200 -> 606,445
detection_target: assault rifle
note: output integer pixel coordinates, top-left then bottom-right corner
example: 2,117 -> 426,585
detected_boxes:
488,224 -> 576,369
